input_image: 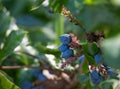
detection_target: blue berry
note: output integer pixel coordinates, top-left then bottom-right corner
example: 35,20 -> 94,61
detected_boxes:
94,54 -> 102,63
59,34 -> 72,44
38,73 -> 47,81
90,70 -> 102,85
58,44 -> 69,52
61,49 -> 74,59
30,69 -> 40,77
107,68 -> 118,78
21,81 -> 32,89
79,55 -> 85,64
103,64 -> 118,78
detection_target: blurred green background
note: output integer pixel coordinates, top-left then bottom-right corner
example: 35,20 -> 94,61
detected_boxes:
0,0 -> 120,89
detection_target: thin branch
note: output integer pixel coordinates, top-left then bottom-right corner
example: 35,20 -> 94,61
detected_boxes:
0,65 -> 46,70
62,6 -> 87,33
61,6 -> 105,43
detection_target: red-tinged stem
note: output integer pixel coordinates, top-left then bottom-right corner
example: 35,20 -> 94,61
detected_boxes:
0,66 -> 46,70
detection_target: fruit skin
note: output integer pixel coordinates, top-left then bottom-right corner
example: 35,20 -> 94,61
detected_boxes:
21,81 -> 32,89
61,49 -> 74,59
90,70 -> 102,85
59,34 -> 72,44
94,54 -> 102,63
38,73 -> 47,81
79,55 -> 85,64
58,44 -> 69,52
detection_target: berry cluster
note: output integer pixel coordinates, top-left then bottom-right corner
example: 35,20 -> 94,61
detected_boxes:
58,34 -> 82,68
58,34 -> 118,85
89,63 -> 118,85
81,54 -> 118,85
79,54 -> 104,85
59,34 -> 74,59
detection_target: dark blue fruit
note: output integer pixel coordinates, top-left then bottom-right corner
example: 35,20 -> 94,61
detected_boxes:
90,70 -> 102,85
58,44 -> 69,52
79,55 -> 85,64
59,34 -> 72,44
107,68 -> 118,78
103,64 -> 118,78
21,81 -> 32,89
38,73 -> 47,81
61,49 -> 74,59
94,54 -> 102,63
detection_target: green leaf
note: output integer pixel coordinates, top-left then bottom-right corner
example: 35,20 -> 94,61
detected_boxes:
0,71 -> 20,89
82,59 -> 89,73
82,43 -> 98,64
0,7 -> 11,42
100,80 -> 114,89
0,70 -> 14,82
66,2 -> 120,36
49,0 -> 68,12
79,4 -> 120,31
85,54 -> 96,65
88,42 -> 99,56
82,43 -> 89,54
0,30 -> 26,63
84,0 -> 107,5
101,35 -> 120,69
0,7 -> 11,32
82,43 -> 99,56
91,86 -> 100,89
32,0 -> 45,7
30,0 -> 45,11
34,42 -> 60,57
29,28 -> 52,46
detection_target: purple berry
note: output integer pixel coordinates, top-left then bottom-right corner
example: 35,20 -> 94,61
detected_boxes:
79,55 -> 85,64
94,54 -> 102,63
59,34 -> 72,44
61,49 -> 74,59
58,44 -> 69,52
90,70 -> 102,85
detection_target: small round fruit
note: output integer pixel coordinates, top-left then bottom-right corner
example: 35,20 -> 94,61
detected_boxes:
58,44 -> 69,52
61,49 -> 74,59
59,34 -> 72,44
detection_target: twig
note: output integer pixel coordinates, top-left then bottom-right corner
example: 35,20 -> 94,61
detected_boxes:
0,65 -> 45,69
62,6 -> 87,33
62,6 -> 105,43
